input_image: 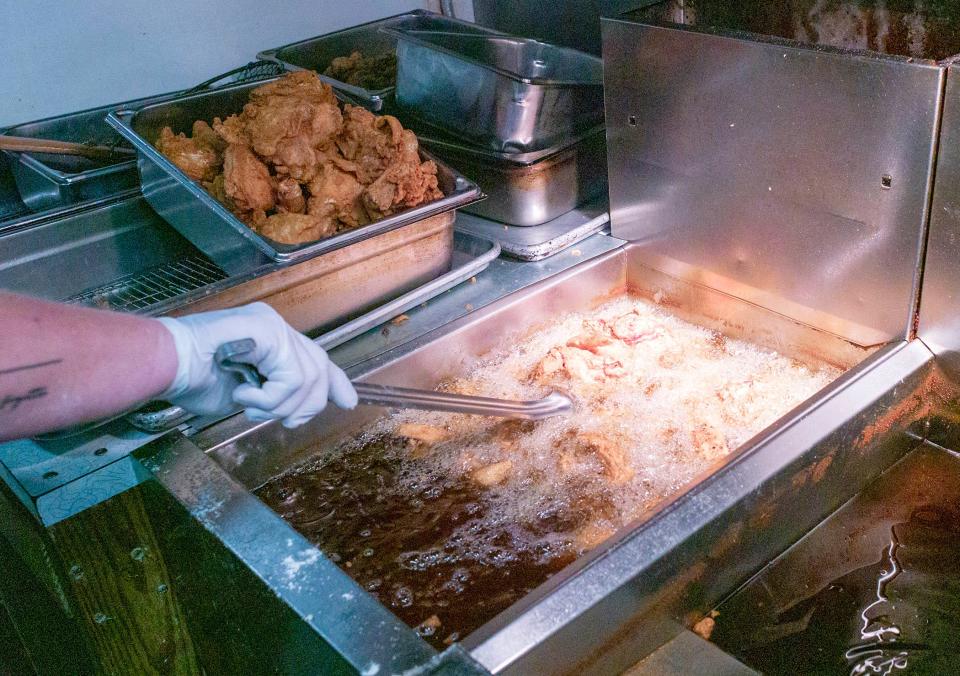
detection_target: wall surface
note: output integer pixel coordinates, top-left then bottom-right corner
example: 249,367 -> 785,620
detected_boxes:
0,0 -> 425,127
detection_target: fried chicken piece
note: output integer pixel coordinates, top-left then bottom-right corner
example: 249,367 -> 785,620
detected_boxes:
610,310 -> 663,344
397,423 -> 449,445
202,173 -> 230,207
578,432 -> 635,484
272,136 -> 320,182
307,156 -> 367,228
566,320 -> 613,353
214,72 -> 342,177
491,420 -> 536,453
156,126 -> 222,182
248,70 -> 339,107
531,345 -> 623,385
222,144 -> 275,214
470,460 -> 513,487
325,50 -> 397,90
573,522 -> 616,552
396,423 -> 450,459
362,132 -> 442,219
212,114 -> 245,145
715,379 -> 765,426
336,106 -> 404,183
276,177 -> 306,214
531,348 -> 566,382
191,120 -> 226,153
691,424 -> 729,461
257,212 -> 336,245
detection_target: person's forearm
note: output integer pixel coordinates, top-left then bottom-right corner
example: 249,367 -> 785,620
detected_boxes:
0,292 -> 178,441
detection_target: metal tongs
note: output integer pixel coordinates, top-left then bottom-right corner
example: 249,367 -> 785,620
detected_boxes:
216,339 -> 573,421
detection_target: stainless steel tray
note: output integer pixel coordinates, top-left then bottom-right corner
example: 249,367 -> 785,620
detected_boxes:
2,62 -> 288,213
417,123 -> 607,225
392,29 -> 604,152
106,79 -> 482,274
256,9 -> 504,111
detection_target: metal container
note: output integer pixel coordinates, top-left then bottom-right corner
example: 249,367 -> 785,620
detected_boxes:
134,241 -> 937,673
2,62 -> 288,213
257,9 -> 505,111
107,79 -> 482,274
418,123 -> 607,225
1,92 -> 178,212
391,29 -> 604,152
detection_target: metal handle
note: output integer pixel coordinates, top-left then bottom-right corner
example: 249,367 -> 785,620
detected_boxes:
214,338 -> 262,386
215,339 -> 573,421
352,383 -> 573,420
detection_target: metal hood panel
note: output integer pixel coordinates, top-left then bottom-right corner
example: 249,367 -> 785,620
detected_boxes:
602,14 -> 943,347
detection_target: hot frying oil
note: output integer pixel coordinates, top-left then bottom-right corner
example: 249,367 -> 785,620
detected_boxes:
255,296 -> 839,647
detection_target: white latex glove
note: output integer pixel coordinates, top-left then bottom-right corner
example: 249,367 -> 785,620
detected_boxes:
156,302 -> 358,428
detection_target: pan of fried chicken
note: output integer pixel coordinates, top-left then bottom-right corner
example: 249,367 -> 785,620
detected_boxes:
107,72 -> 481,269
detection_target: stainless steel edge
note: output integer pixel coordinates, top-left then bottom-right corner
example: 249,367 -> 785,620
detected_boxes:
0,187 -> 142,236
132,433 -> 439,674
602,14 -> 942,347
414,122 -> 606,166
316,232 -> 500,350
466,338 -> 935,674
454,200 -> 609,261
388,29 -> 604,87
919,64 -> 960,380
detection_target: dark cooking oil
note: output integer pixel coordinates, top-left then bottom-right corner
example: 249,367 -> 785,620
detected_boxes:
255,433 -> 586,649
710,445 -> 960,675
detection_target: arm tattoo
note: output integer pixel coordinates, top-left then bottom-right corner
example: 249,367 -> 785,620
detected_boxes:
0,358 -> 62,377
0,387 -> 48,412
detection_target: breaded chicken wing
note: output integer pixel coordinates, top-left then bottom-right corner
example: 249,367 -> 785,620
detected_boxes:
223,144 -> 275,214
156,126 -> 222,182
257,212 -> 337,245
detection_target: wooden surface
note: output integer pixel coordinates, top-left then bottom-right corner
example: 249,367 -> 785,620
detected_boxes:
0,475 -> 355,674
48,487 -> 200,674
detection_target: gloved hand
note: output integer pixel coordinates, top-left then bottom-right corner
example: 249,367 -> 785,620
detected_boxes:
156,302 -> 357,428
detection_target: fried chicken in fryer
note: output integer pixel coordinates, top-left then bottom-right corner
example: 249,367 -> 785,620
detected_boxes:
222,144 -> 275,214
156,126 -> 222,182
577,432 -> 635,485
257,212 -> 337,245
470,460 -> 513,487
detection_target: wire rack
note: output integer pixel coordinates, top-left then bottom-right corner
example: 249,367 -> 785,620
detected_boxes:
64,256 -> 227,313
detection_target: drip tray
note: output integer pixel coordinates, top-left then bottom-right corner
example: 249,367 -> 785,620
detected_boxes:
710,443 -> 960,674
64,255 -> 226,312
